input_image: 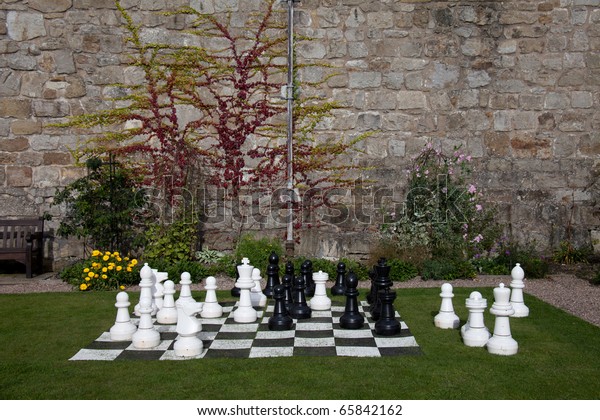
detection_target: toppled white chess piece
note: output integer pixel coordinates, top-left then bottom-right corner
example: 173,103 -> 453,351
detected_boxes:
174,301 -> 204,357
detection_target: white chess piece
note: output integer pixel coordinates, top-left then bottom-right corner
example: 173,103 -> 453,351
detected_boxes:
487,283 -> 518,356
234,258 -> 258,323
132,264 -> 160,349
250,268 -> 267,307
461,291 -> 490,347
309,270 -> 331,310
176,271 -> 196,307
434,283 -> 460,329
156,280 -> 178,324
109,291 -> 137,341
509,263 -> 529,317
135,263 -> 157,316
174,301 -> 204,357
153,271 -> 168,311
201,276 -> 223,318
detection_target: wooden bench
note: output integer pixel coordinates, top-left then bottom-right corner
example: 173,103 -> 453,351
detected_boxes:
0,218 -> 45,278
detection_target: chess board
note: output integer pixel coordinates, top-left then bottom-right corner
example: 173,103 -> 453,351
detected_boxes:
69,301 -> 421,361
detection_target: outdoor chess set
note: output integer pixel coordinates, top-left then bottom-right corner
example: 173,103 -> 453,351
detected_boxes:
70,254 -> 422,361
70,253 -> 529,361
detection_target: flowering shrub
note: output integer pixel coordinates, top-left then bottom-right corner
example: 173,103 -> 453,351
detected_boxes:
382,143 -> 502,266
76,250 -> 140,291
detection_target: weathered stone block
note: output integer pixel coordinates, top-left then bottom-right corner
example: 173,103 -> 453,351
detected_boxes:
29,134 -> 60,151
10,120 -> 42,135
397,91 -> 426,109
0,98 -> 31,118
6,166 -> 33,187
348,71 -> 382,88
32,100 -> 70,117
493,110 -> 512,131
544,92 -> 570,109
28,0 -> 73,13
6,12 -> 47,41
0,137 -> 29,152
511,135 -> 552,159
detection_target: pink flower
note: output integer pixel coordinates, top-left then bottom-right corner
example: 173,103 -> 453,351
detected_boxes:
471,234 -> 484,243
475,204 -> 483,211
468,184 -> 477,194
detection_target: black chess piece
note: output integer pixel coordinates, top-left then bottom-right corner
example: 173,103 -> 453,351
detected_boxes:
281,272 -> 294,310
366,268 -> 377,304
268,284 -> 294,331
231,265 -> 241,297
370,258 -> 391,321
331,261 -> 346,296
263,251 -> 280,298
285,260 -> 295,277
375,288 -> 401,336
289,274 -> 311,319
339,271 -> 365,329
301,260 -> 315,297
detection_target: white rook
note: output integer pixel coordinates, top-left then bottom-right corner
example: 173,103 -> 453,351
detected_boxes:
461,291 -> 490,347
309,270 -> 331,310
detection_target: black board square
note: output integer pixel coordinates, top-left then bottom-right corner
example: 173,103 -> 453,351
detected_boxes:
293,346 -> 337,357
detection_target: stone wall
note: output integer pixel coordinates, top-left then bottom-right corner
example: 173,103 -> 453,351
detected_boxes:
0,0 -> 599,268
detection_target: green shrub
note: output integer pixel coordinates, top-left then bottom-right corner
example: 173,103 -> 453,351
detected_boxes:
421,258 -> 476,281
142,220 -> 199,263
145,259 -> 211,284
234,234 -> 284,275
552,241 -> 590,265
387,258 -> 418,282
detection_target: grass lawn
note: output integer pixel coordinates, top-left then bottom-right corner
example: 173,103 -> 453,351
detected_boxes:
0,286 -> 599,400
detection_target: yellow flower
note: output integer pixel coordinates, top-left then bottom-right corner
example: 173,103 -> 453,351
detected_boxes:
94,274 -> 99,278
102,267 -> 108,273
85,276 -> 91,282
116,266 -> 122,271
124,257 -> 130,261
126,267 -> 132,272
83,268 -> 90,273
108,265 -> 114,270
102,274 -> 108,279
105,251 -> 110,255
130,259 -> 138,266
117,257 -> 122,262
79,283 -> 88,291
92,250 -> 101,257
102,255 -> 109,261
119,285 -> 126,290
88,271 -> 95,277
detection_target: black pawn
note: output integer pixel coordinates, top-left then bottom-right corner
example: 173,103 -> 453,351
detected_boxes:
339,271 -> 365,329
268,284 -> 294,331
263,251 -> 280,298
375,288 -> 401,336
370,258 -> 391,321
289,274 -> 311,319
331,261 -> 346,296
281,272 -> 294,311
301,260 -> 315,297
285,260 -> 295,277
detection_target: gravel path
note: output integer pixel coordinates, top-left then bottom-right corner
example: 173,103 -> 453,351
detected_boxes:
2,271 -> 599,328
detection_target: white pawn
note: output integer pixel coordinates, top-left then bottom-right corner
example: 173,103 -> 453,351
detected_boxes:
461,291 -> 490,347
250,268 -> 267,307
176,271 -> 196,307
153,271 -> 168,311
132,264 -> 160,348
174,301 -> 204,357
234,257 -> 257,323
201,276 -> 223,318
156,280 -> 178,324
109,291 -> 137,341
309,270 -> 331,310
487,283 -> 518,356
509,263 -> 529,317
434,283 -> 460,329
